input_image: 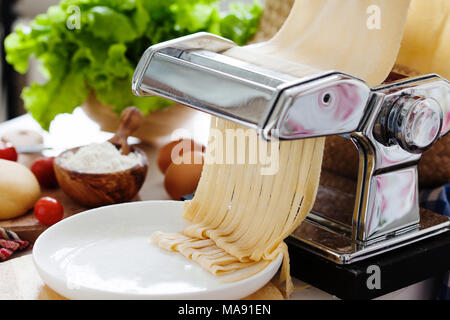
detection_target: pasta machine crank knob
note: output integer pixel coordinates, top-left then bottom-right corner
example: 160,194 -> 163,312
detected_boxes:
375,95 -> 443,154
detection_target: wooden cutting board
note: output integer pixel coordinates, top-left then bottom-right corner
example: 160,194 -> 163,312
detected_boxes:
0,152 -> 93,242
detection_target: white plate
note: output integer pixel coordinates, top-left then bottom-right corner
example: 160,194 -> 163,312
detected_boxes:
33,200 -> 282,300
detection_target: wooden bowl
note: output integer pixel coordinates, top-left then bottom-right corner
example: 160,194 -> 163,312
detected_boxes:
54,146 -> 148,208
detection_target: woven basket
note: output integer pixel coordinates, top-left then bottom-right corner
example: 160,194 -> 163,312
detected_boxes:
250,0 -> 295,43
254,0 -> 449,189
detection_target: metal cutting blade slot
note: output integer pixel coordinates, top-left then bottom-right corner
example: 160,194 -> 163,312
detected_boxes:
138,50 -> 293,129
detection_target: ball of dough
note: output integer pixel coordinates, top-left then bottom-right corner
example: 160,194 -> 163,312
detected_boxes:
0,159 -> 41,220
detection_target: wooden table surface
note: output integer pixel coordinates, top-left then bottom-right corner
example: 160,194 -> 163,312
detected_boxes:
1,110 -> 436,300
0,109 -> 331,300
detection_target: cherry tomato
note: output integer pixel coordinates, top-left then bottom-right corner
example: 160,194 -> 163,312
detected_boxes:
31,157 -> 58,188
34,197 -> 64,226
0,141 -> 18,162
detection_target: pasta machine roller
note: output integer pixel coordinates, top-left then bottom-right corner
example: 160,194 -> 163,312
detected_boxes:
132,32 -> 450,265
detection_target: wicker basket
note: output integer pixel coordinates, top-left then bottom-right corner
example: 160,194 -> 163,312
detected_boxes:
254,0 -> 449,189
250,0 -> 295,43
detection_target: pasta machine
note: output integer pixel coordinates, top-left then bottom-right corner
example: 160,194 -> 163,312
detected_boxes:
132,33 -> 450,296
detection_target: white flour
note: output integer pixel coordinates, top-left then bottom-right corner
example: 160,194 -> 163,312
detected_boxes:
59,142 -> 140,173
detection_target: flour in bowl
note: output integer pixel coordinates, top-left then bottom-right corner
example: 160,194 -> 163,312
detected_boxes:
59,142 -> 140,173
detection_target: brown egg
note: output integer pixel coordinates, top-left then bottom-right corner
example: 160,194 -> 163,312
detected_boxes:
164,151 -> 204,200
157,139 -> 205,174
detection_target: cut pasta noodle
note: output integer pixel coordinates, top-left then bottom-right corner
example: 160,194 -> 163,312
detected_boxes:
152,118 -> 323,295
151,0 -> 412,297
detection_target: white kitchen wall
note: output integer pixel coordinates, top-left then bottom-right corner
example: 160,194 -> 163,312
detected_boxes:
16,0 -> 259,17
15,0 -> 58,17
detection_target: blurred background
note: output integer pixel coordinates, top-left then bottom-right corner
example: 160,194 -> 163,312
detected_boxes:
1,0 -> 60,123
0,0 -> 258,123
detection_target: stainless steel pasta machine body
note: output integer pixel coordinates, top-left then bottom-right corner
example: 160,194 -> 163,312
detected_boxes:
132,32 -> 450,264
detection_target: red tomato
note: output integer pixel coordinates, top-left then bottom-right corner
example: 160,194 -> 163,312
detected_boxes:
31,157 -> 58,188
0,141 -> 18,161
34,197 -> 64,226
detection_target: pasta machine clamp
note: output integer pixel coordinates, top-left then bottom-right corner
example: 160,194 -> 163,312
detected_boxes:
132,32 -> 450,266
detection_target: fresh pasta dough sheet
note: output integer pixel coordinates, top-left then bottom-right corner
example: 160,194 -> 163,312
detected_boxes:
396,0 -> 450,78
